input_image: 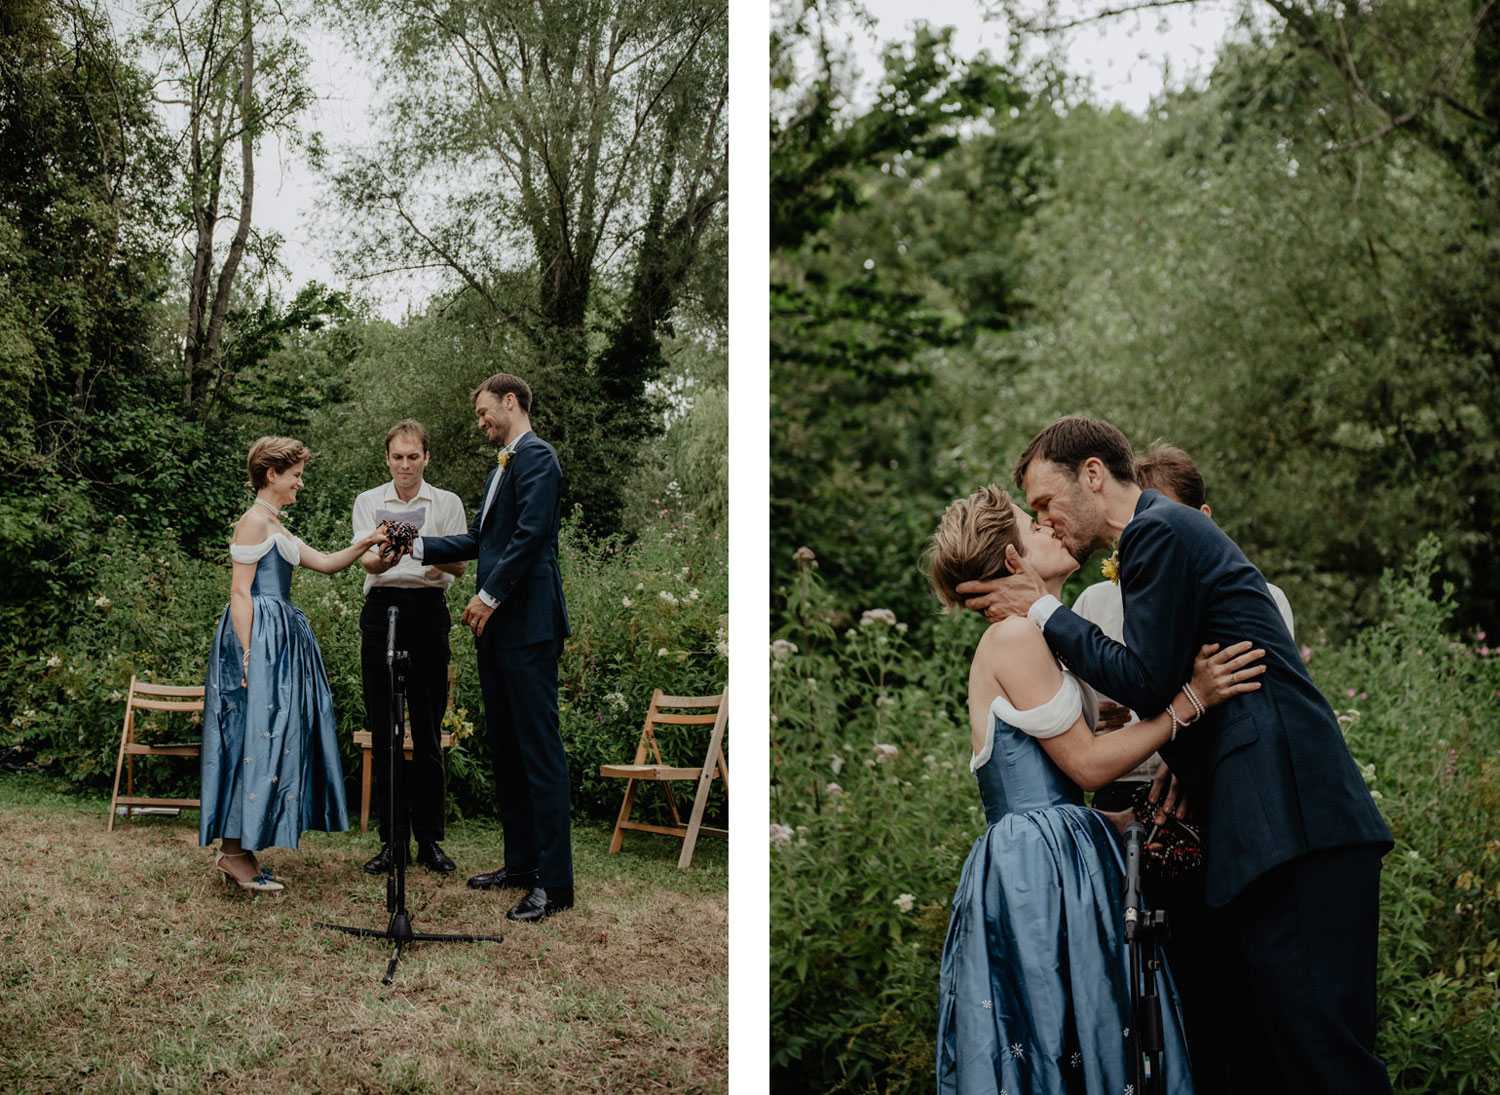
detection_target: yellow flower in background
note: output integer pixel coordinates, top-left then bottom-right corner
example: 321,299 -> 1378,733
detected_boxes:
1101,548 -> 1120,584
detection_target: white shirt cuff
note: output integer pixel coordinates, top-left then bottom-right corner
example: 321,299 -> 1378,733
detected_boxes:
477,589 -> 498,608
410,537 -> 424,562
1029,594 -> 1064,630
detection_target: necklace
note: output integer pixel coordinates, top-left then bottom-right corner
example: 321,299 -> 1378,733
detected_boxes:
254,497 -> 282,518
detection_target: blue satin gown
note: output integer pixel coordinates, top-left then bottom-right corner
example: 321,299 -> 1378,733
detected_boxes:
199,533 -> 349,851
936,673 -> 1193,1095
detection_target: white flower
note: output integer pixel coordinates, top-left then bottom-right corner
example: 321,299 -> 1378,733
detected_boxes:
659,590 -> 678,605
93,595 -> 112,609
680,567 -> 691,577
873,743 -> 898,763
770,823 -> 794,847
1406,849 -> 1421,860
770,639 -> 798,662
830,753 -> 845,774
1357,761 -> 1375,783
875,696 -> 894,708
715,641 -> 729,658
893,893 -> 915,913
45,655 -> 61,668
635,582 -> 646,591
604,692 -> 628,712
687,588 -> 701,601
656,648 -> 669,657
621,596 -> 632,608
860,608 -> 898,628
896,622 -> 908,633
825,782 -> 844,798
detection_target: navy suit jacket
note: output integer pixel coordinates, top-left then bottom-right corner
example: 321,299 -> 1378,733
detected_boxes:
1043,490 -> 1390,906
421,431 -> 570,650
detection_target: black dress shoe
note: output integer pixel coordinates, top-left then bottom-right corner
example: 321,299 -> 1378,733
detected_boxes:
506,885 -> 574,922
466,866 -> 539,891
362,845 -> 406,874
416,842 -> 457,875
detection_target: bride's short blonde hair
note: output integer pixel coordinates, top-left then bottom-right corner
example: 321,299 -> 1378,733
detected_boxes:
927,484 -> 1024,610
246,436 -> 312,492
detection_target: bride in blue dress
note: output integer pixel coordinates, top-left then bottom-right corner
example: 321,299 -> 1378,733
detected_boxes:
201,437 -> 389,891
926,485 -> 1265,1094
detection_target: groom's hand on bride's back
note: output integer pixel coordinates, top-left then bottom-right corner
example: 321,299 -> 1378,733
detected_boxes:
955,544 -> 1047,623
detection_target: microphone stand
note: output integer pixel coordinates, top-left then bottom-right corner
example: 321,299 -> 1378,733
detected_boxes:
317,605 -> 503,983
1123,821 -> 1169,1095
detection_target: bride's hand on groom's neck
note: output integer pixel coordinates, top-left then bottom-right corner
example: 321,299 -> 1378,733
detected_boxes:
955,544 -> 1046,624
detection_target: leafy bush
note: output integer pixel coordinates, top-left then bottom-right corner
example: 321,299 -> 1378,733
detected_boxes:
770,537 -> 1500,1095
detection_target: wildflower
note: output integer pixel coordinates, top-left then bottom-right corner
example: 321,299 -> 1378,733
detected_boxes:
874,743 -> 898,763
715,640 -> 729,658
860,609 -> 898,628
825,782 -> 844,798
1445,749 -> 1458,782
94,595 -> 112,609
604,692 -> 628,712
680,567 -> 691,577
1345,688 -> 1356,698
1359,691 -> 1368,700
770,639 -> 798,662
770,824 -> 794,847
657,648 -> 669,657
1406,849 -> 1421,861
1357,761 -> 1375,784
45,655 -> 61,669
687,588 -> 701,601
793,546 -> 816,563
1480,646 -> 1492,657
875,696 -> 894,708
893,893 -> 916,914
830,753 -> 844,774
621,596 -> 632,607
659,590 -> 678,605
1370,790 -> 1383,801
636,582 -> 645,591
896,622 -> 908,633
1300,644 -> 1312,662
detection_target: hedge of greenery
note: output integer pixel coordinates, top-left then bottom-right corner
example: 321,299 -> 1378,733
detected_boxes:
1,504 -> 727,830
770,537 -> 1500,1095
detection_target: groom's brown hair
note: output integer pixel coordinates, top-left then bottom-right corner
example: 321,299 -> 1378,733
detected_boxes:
1013,416 -> 1136,489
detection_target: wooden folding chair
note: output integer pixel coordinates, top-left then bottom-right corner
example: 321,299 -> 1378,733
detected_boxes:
106,675 -> 203,829
352,664 -> 459,832
600,688 -> 728,869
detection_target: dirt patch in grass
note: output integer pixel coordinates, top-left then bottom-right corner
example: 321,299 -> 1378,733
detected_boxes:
0,776 -> 727,1094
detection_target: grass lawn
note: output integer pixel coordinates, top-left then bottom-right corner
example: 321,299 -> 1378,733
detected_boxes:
0,774 -> 727,1094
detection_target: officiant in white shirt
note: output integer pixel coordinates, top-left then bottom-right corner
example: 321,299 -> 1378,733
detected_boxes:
352,419 -> 469,877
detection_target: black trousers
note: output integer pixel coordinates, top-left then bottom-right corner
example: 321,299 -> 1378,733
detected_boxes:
360,588 -> 451,846
476,632 -> 573,888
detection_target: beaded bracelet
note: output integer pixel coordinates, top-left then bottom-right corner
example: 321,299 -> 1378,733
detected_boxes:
1182,682 -> 1206,723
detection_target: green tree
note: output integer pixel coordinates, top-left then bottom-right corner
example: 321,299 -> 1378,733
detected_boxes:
330,0 -> 728,535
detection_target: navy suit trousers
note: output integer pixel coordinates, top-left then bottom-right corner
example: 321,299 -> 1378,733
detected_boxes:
476,631 -> 572,887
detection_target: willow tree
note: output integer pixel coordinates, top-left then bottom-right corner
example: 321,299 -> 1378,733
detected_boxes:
332,0 -> 728,534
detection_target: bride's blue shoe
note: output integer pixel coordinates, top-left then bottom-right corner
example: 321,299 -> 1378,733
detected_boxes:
216,851 -> 284,892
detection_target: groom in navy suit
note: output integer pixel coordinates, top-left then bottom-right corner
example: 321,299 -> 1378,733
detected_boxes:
959,416 -> 1393,1094
410,372 -> 573,922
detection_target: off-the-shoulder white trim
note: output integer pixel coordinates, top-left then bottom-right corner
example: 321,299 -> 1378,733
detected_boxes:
229,532 -> 302,566
971,671 -> 1085,771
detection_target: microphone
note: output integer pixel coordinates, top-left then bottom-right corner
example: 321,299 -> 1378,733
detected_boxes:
386,605 -> 399,667
1123,821 -> 1147,943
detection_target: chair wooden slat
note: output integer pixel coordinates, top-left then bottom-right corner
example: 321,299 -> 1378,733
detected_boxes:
602,686 -> 727,868
129,682 -> 209,698
107,676 -> 203,830
655,694 -> 723,708
129,697 -> 206,713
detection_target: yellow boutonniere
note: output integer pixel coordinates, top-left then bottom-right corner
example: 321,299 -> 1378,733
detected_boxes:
1100,547 -> 1120,584
497,448 -> 513,468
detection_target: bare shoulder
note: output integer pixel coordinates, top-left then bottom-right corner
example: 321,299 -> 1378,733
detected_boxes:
232,508 -> 271,546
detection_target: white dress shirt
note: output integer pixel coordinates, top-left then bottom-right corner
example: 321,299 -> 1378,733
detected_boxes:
352,478 -> 468,595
